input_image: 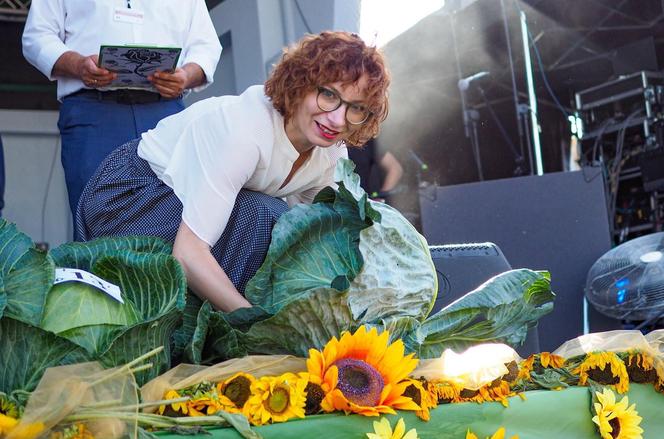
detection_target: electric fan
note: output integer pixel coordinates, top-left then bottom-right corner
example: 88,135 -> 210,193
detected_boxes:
585,232 -> 664,322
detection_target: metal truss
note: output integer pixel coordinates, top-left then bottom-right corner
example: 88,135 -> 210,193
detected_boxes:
0,0 -> 30,22
544,0 -> 664,71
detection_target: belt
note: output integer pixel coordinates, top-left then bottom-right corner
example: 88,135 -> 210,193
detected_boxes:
70,89 -> 177,105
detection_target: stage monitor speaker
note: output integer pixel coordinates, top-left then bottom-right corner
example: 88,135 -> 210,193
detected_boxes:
429,242 -> 540,356
419,167 -> 619,351
430,243 -> 511,313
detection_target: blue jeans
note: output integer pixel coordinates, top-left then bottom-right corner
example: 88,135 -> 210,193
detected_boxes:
57,93 -> 185,216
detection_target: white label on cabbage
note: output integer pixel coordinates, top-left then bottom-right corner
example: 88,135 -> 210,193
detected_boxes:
54,268 -> 124,304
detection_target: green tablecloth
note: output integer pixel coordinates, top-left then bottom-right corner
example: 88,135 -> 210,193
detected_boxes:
157,384 -> 664,438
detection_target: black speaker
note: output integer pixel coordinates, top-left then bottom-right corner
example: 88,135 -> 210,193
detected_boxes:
430,243 -> 511,313
429,242 -> 540,356
420,167 -> 619,351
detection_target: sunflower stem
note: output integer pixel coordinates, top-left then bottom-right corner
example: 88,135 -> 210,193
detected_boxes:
89,347 -> 163,387
78,397 -> 191,413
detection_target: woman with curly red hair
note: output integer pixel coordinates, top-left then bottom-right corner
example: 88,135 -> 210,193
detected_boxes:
76,31 -> 390,312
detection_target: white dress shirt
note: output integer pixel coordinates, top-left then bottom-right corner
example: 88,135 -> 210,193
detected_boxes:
22,0 -> 222,101
138,85 -> 348,246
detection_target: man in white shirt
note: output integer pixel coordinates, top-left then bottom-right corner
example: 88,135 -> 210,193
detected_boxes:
22,0 -> 222,218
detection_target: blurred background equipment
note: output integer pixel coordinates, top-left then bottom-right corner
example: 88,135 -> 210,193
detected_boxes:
575,71 -> 664,245
419,167 -> 617,350
585,232 -> 664,331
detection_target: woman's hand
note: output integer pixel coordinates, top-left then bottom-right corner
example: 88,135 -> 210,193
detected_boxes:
172,221 -> 252,312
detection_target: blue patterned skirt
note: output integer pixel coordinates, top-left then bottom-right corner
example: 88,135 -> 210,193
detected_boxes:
75,139 -> 289,293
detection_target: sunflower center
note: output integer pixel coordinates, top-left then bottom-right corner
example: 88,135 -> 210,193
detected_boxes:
267,386 -> 290,414
609,417 -> 621,439
626,361 -> 658,384
223,376 -> 252,408
304,382 -> 325,415
334,358 -> 385,407
587,366 -> 619,385
0,397 -> 18,419
403,384 -> 422,405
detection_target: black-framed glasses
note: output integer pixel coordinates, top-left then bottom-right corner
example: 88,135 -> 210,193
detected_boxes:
316,86 -> 372,125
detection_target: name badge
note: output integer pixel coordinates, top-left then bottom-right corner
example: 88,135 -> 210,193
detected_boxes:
113,7 -> 144,24
54,268 -> 124,303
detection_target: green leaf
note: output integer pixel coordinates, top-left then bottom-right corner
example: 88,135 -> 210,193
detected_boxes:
411,269 -> 555,357
0,220 -> 54,325
244,202 -> 367,313
49,235 -> 172,271
4,248 -> 54,326
173,293 -> 205,361
529,368 -> 572,389
348,203 -> 437,323
202,289 -> 354,361
137,427 -> 161,439
216,411 -> 262,439
92,252 -> 187,384
0,288 -> 6,319
0,318 -> 87,395
41,282 -> 140,333
0,220 -> 35,276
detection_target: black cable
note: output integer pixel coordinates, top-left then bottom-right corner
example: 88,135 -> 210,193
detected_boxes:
499,0 -> 526,168
607,109 -> 643,239
513,0 -> 572,120
293,0 -> 313,33
41,136 -> 60,245
587,117 -> 617,164
477,86 -> 524,171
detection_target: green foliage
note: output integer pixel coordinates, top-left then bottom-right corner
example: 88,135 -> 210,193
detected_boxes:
411,269 -> 554,357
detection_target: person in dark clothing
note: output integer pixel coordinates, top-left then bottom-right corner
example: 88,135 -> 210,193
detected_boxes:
348,138 -> 403,200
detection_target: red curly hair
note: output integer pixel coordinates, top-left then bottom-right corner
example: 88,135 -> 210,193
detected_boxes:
264,31 -> 390,146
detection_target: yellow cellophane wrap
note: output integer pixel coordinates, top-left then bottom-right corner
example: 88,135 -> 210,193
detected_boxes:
645,328 -> 664,354
140,355 -> 306,412
413,343 -> 522,390
8,362 -> 139,439
554,329 -> 658,358
554,329 -> 664,378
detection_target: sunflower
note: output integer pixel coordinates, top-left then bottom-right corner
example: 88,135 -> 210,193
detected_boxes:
186,391 -> 229,417
304,381 -> 325,415
50,423 -> 95,439
591,387 -> 643,439
0,394 -> 19,420
216,372 -> 256,413
574,352 -> 629,394
466,427 -> 518,439
518,353 -> 565,380
307,325 -> 419,417
4,421 -> 45,439
622,351 -> 661,384
0,413 -> 18,435
501,361 -> 520,383
366,417 -> 418,439
243,372 -> 308,426
401,378 -> 437,421
427,379 -> 461,404
157,389 -> 189,416
479,380 -> 514,407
